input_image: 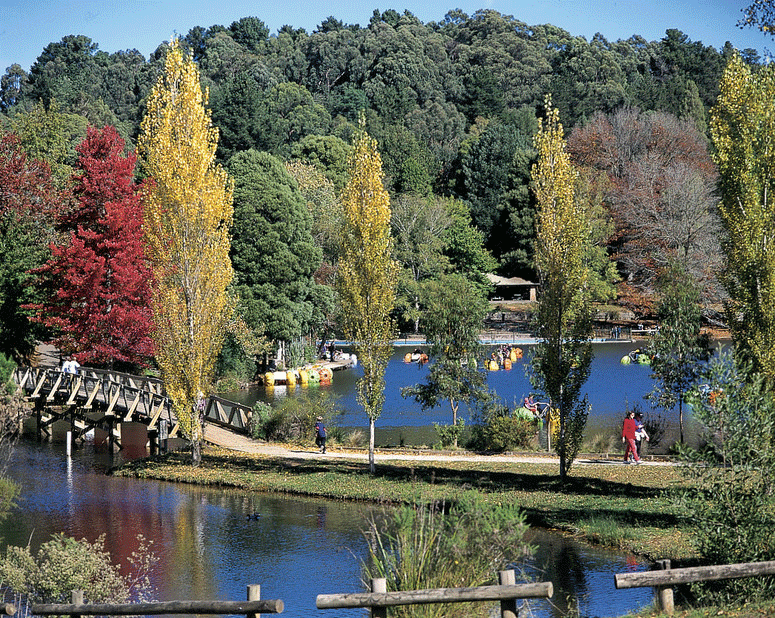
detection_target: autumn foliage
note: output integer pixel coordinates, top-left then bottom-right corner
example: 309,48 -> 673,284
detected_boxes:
568,109 -> 720,308
138,39 -> 234,464
31,125 -> 154,368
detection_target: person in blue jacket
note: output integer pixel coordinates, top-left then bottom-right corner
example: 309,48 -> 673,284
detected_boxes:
315,416 -> 327,453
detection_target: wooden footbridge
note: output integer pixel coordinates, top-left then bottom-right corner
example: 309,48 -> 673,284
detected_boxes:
12,366 -> 255,452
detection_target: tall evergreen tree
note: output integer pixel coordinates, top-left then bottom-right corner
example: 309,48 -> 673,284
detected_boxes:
228,149 -> 330,357
647,264 -> 712,443
337,122 -> 398,473
138,39 -> 234,466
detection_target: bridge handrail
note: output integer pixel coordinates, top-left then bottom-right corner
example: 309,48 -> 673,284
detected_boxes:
13,366 -> 254,437
203,395 -> 254,434
15,365 -> 165,395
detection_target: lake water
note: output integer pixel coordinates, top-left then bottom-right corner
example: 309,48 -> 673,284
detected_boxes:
2,440 -> 655,618
224,341 -> 696,451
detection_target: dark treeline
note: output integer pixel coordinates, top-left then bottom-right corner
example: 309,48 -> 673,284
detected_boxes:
0,8 -> 751,302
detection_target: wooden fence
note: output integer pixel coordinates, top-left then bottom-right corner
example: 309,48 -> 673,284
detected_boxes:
615,558 -> 775,615
15,572 -> 551,618
30,585 -> 282,617
317,570 -> 553,618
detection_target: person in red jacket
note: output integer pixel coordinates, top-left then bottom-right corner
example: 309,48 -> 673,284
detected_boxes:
622,410 -> 641,464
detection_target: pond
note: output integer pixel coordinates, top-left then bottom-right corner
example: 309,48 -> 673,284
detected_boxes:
223,341 -> 701,450
1,440 -> 655,618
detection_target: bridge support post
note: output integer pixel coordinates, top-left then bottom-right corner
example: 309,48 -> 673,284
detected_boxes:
149,429 -> 158,455
106,416 -> 116,455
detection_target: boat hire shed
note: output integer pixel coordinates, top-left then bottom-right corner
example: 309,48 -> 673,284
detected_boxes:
486,273 -> 537,301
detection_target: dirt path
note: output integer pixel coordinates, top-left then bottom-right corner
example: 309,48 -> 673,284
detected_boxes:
203,423 -> 675,466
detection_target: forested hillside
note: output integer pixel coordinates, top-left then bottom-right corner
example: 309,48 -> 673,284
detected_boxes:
0,8 -> 751,365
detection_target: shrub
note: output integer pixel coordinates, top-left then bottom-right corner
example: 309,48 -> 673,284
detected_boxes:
251,391 -> 341,445
329,427 -> 365,448
0,533 -> 157,605
362,495 -> 532,618
433,419 -> 465,449
674,352 -> 775,603
215,334 -> 258,387
467,401 -> 537,452
248,401 -> 273,440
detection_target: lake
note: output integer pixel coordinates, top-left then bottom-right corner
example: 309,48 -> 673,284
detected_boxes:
223,340 -> 697,450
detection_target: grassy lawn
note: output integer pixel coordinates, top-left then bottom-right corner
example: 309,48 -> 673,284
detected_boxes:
117,446 -> 693,562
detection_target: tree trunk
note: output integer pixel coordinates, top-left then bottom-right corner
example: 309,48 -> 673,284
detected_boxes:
369,418 -> 375,473
451,400 -> 459,448
559,383 -> 566,482
191,438 -> 201,467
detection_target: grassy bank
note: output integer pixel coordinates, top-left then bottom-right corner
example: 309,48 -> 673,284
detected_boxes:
116,446 -> 693,562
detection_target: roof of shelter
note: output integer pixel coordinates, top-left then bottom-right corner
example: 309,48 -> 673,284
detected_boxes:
486,273 -> 536,286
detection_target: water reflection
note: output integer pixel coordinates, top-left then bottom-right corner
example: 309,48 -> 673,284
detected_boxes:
2,441 -> 654,617
522,529 -> 651,617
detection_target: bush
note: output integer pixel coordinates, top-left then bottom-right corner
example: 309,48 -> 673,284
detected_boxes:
467,401 -> 537,452
0,533 -> 157,605
250,391 -> 341,445
362,495 -> 533,618
215,334 -> 258,388
247,401 -> 273,440
674,352 -> 775,603
433,419 -> 465,449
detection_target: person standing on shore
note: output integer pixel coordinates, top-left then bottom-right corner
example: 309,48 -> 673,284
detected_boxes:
315,416 -> 327,453
622,410 -> 641,464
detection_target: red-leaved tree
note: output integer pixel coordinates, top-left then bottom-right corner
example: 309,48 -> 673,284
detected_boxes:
32,125 -> 154,369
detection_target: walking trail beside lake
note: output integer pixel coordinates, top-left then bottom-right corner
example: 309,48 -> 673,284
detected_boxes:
203,423 -> 676,466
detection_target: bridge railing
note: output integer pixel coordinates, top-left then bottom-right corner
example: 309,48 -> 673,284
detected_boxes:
203,395 -> 253,435
13,366 -> 254,437
13,366 -> 174,428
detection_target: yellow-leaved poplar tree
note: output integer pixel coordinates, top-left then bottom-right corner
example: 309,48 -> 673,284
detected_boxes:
711,52 -> 775,383
137,38 -> 234,465
337,122 -> 398,473
531,96 -> 593,480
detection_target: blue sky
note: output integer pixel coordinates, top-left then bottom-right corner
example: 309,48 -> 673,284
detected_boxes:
1,0 -> 772,73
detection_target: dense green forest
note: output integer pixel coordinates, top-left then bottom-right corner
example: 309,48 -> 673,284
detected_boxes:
0,8 -> 754,367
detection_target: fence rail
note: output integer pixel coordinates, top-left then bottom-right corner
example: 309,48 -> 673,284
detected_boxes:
13,365 -> 256,444
615,558 -> 775,615
318,571 -> 552,618
31,585 -> 282,617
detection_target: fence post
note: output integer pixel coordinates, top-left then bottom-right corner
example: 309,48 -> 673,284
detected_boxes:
71,590 -> 83,618
498,570 -> 518,618
371,578 -> 387,618
247,584 -> 260,618
654,559 -> 674,615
